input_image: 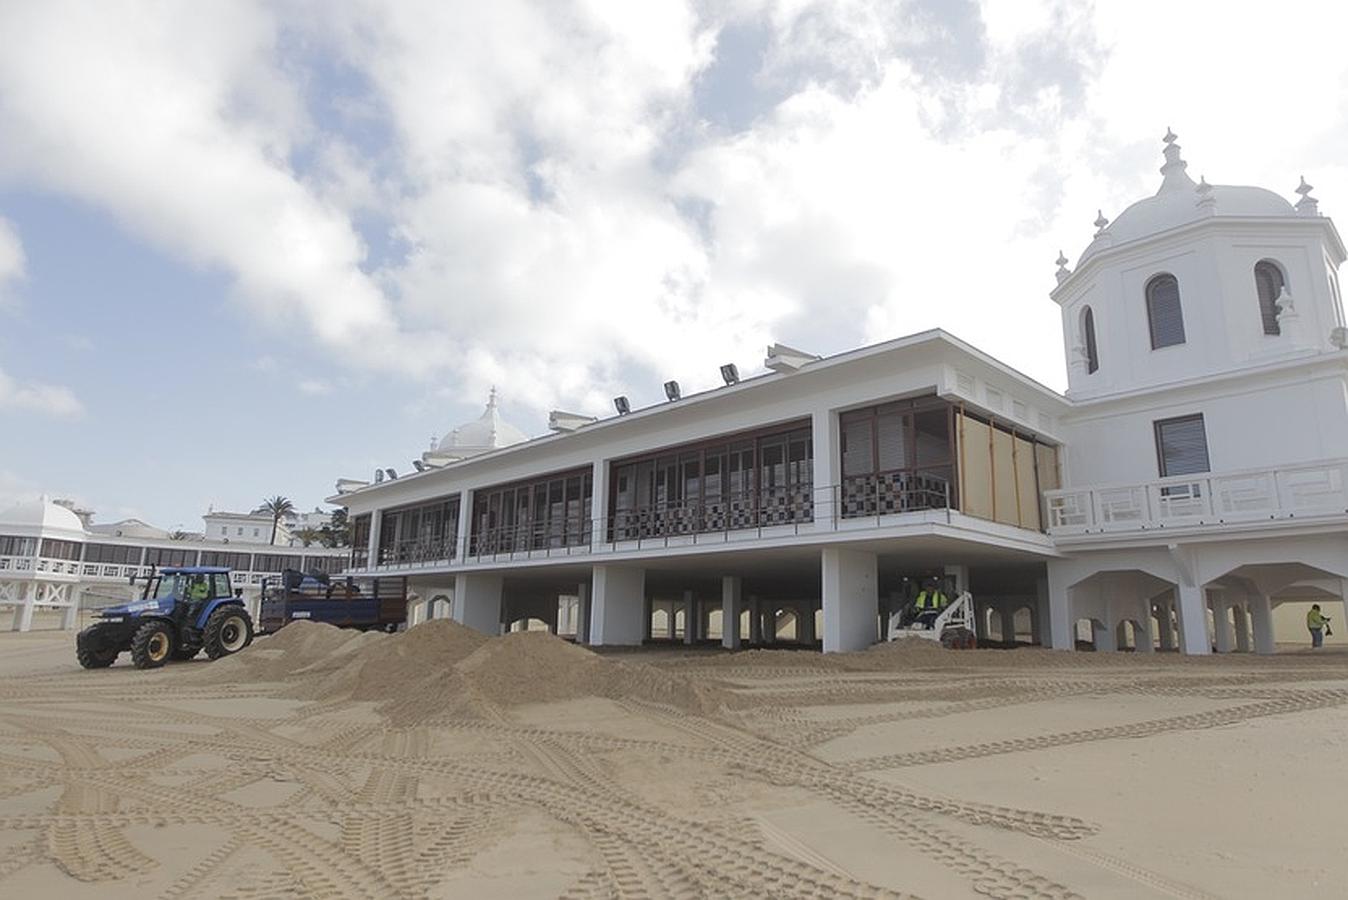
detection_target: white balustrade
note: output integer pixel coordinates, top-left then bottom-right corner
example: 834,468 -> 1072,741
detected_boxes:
1045,459 -> 1348,535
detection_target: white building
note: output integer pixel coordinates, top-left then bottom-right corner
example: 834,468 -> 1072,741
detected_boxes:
202,510 -> 294,546
0,498 -> 347,630
327,133 -> 1348,655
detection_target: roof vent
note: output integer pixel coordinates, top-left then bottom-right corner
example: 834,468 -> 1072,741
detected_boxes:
549,410 -> 598,432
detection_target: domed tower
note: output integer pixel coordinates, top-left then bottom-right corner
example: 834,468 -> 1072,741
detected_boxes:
422,389 -> 529,466
1053,130 -> 1347,402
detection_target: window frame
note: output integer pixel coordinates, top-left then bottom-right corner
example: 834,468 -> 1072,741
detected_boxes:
1145,273 -> 1187,350
1153,413 -> 1211,479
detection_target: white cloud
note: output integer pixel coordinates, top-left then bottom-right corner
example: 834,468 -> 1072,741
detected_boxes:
0,216 -> 25,304
297,378 -> 331,396
0,365 -> 83,417
4,0 -> 1348,422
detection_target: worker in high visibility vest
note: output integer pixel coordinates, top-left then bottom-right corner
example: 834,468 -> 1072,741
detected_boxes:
911,579 -> 949,629
1307,604 -> 1331,648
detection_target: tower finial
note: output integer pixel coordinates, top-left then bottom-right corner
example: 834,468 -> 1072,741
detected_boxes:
487,385 -> 498,408
1295,175 -> 1319,215
1055,250 -> 1071,285
1158,128 -> 1195,193
1195,175 -> 1216,213
1093,210 -> 1109,236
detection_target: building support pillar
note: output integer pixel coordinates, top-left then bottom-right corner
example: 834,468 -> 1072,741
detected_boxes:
1092,619 -> 1116,652
1156,597 -> 1176,651
798,600 -> 815,644
575,583 -> 591,645
821,548 -> 878,653
748,595 -> 762,645
999,605 -> 1017,644
63,586 -> 82,631
1033,575 -> 1049,646
944,564 -> 969,596
453,573 -> 503,636
721,576 -> 742,650
589,565 -> 645,646
1233,602 -> 1251,652
1251,593 -> 1276,655
1046,565 -> 1074,650
1135,613 -> 1155,653
683,590 -> 696,645
11,583 -> 35,632
1212,592 -> 1235,653
1175,583 -> 1211,655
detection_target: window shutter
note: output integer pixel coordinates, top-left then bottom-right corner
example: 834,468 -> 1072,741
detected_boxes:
1254,262 -> 1283,336
1083,307 -> 1099,373
1155,415 -> 1210,477
1146,275 -> 1186,349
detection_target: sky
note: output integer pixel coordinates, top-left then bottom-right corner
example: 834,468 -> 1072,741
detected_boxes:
3,0 -> 1348,530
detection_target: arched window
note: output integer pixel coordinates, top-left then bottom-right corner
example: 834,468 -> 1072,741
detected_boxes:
1254,260 -> 1284,335
1145,274 -> 1186,349
1082,306 -> 1099,373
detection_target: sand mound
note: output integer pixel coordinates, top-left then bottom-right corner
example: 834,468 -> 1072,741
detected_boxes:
188,620 -> 370,682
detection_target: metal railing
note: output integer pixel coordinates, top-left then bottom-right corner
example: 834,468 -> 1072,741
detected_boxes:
1043,459 -> 1348,535
377,536 -> 459,567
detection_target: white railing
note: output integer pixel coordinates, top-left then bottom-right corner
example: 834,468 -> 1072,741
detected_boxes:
1044,459 -> 1348,536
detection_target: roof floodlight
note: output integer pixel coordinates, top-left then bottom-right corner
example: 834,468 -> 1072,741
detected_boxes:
374,469 -> 385,483
664,380 -> 681,401
384,468 -> 398,480
613,395 -> 631,415
412,460 -> 426,472
719,363 -> 739,385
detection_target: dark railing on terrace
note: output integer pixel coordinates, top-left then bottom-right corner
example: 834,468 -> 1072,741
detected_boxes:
839,469 -> 952,518
469,514 -> 593,558
609,487 -> 814,541
377,535 -> 458,567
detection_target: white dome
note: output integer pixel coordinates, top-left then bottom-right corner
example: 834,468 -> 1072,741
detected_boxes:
1079,132 -> 1297,265
0,495 -> 87,534
430,390 -> 528,459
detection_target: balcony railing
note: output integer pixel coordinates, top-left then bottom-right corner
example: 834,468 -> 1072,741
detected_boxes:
1044,459 -> 1348,536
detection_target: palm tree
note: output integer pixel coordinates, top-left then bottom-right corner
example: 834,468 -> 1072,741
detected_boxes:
258,496 -> 295,545
295,527 -> 321,548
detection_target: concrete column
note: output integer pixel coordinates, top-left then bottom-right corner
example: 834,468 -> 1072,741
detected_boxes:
683,590 -> 696,645
12,583 -> 35,632
1251,594 -> 1276,655
575,583 -> 591,645
1092,619 -> 1116,651
455,490 -> 474,561
366,511 -> 382,569
1212,592 -> 1235,653
1135,613 -> 1155,653
1156,598 -> 1176,650
762,606 -> 775,644
799,601 -> 816,644
591,459 -> 611,547
1045,564 -> 1074,650
748,595 -> 762,644
63,586 -> 81,630
1033,575 -> 1049,646
811,408 -> 840,526
1175,583 -> 1211,655
590,565 -> 645,646
721,576 -> 742,650
821,547 -> 878,652
944,564 -> 969,596
452,573 -> 503,635
1233,603 -> 1251,652
998,605 -> 1017,644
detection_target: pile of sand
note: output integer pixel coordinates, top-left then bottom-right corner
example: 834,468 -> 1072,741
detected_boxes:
218,620 -> 723,725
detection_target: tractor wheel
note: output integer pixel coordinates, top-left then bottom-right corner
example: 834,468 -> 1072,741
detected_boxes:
76,641 -> 118,669
203,606 -> 254,660
130,621 -> 175,669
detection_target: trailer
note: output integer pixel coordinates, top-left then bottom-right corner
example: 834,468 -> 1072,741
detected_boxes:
258,570 -> 408,634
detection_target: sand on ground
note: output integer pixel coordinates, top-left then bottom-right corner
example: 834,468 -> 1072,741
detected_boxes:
1,620 -> 1346,899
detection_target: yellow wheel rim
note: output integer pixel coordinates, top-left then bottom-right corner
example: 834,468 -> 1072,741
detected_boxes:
148,632 -> 169,662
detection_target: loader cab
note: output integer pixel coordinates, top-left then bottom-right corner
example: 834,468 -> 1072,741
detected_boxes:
144,567 -> 236,620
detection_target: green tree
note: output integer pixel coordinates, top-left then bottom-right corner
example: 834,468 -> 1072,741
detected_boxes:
295,527 -> 321,548
257,496 -> 296,545
319,508 -> 350,548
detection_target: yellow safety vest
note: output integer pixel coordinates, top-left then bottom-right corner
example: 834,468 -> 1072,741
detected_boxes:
916,590 -> 948,610
1307,609 -> 1327,630
189,582 -> 209,601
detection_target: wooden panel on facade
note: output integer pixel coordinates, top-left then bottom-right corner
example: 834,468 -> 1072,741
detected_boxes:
959,414 -> 994,520
991,428 -> 1018,525
1014,435 -> 1040,530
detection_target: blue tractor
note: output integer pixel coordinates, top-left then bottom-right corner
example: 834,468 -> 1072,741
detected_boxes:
75,566 -> 255,669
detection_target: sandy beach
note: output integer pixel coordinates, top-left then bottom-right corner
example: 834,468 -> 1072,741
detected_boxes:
2,621 -> 1346,899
